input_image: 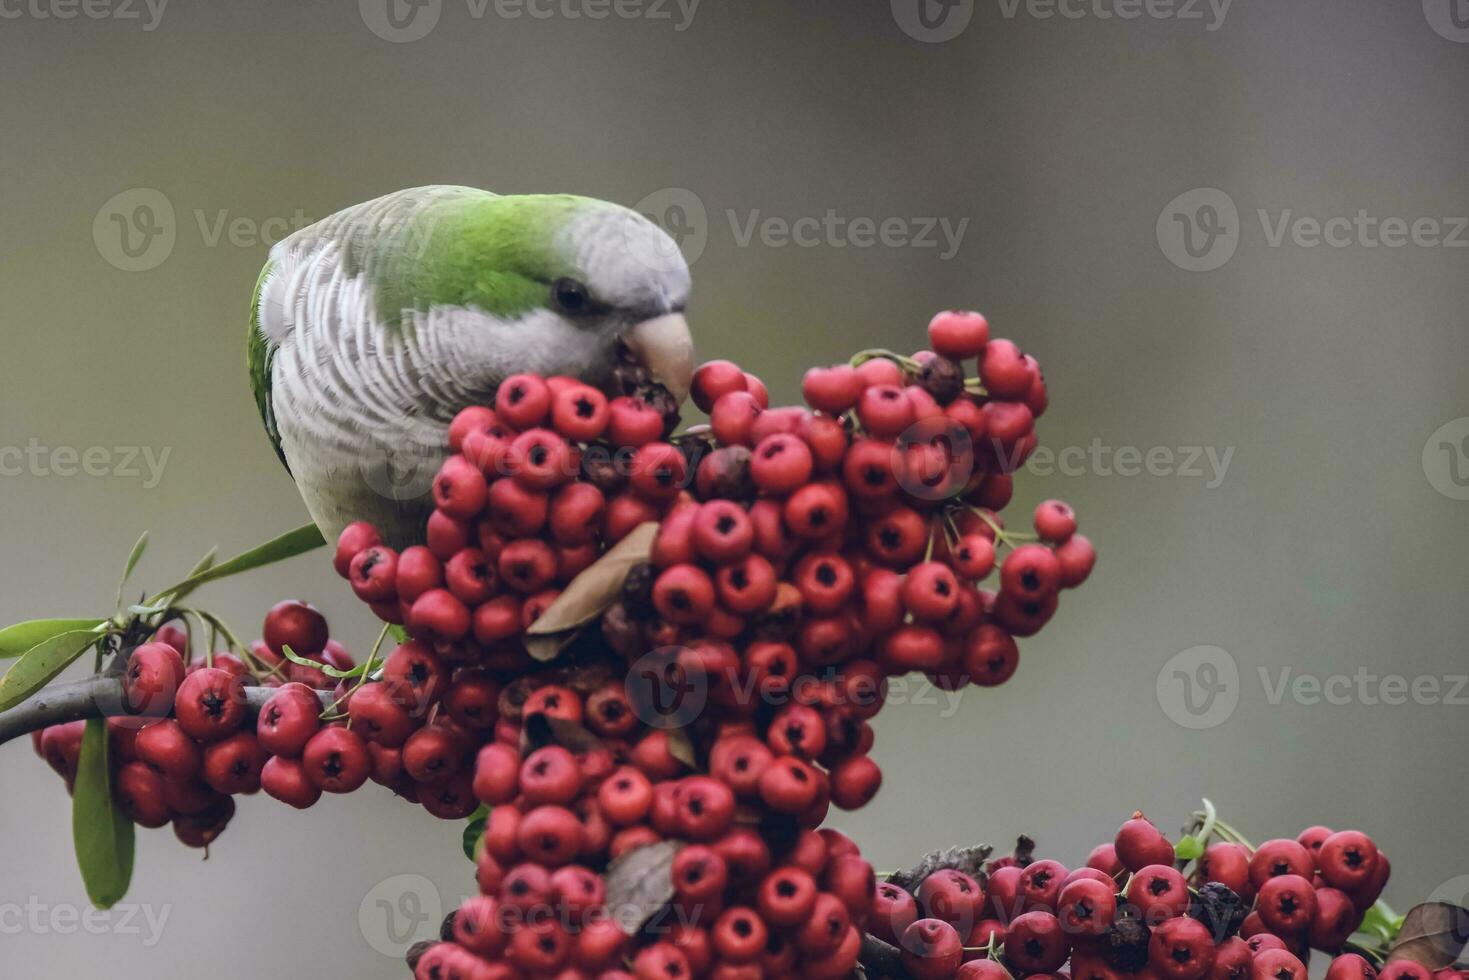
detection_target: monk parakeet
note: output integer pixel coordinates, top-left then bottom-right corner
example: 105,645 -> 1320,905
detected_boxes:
248,186 -> 694,547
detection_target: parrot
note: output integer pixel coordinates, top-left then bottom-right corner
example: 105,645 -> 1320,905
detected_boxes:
248,185 -> 694,548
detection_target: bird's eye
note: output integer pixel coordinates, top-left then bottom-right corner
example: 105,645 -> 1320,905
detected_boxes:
551,278 -> 590,315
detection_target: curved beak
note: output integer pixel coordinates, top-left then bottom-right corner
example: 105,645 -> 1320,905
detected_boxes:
623,312 -> 694,404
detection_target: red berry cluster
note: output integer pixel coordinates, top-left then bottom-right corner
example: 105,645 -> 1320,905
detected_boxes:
869,812 -> 1420,980
412,665 -> 879,980
335,372 -> 697,671
31,601 -> 358,847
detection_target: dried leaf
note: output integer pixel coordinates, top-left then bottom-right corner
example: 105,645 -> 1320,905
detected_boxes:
1389,902 -> 1469,969
886,843 -> 993,894
520,713 -> 606,755
604,839 -> 683,936
665,728 -> 697,769
524,522 -> 659,661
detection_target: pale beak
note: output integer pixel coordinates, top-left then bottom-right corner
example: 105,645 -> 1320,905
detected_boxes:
624,313 -> 694,404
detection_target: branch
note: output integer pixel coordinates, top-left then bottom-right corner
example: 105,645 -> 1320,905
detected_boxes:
0,676 -> 318,747
860,934 -> 912,979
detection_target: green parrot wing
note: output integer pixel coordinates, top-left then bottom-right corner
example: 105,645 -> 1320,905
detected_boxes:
246,259 -> 288,471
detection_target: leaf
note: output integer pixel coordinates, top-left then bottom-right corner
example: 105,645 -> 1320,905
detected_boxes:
886,843 -> 994,893
155,523 -> 326,600
521,713 -> 606,755
280,644 -> 365,679
1359,901 -> 1405,945
114,531 -> 149,613
524,522 -> 658,662
168,546 -> 219,604
604,839 -> 683,935
462,806 -> 489,863
0,630 -> 102,712
1388,902 -> 1469,969
72,719 -> 135,909
665,728 -> 697,769
1175,834 -> 1205,861
0,619 -> 104,660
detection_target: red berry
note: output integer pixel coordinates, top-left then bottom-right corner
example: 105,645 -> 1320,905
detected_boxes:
349,545 -> 399,602
750,433 -> 814,495
1249,839 -> 1315,891
919,868 -> 985,927
201,731 -> 268,795
783,481 -> 849,539
629,441 -> 689,501
1317,831 -> 1379,889
1057,877 -> 1116,939
1149,916 -> 1216,980
692,360 -> 748,413
114,762 -> 171,828
506,429 -> 573,491
802,364 -> 866,416
123,642 -> 186,717
263,600 -> 329,656
709,390 -> 763,446
261,755 -> 321,809
433,454 -> 490,518
1251,948 -> 1307,980
394,547 -> 443,606
409,588 -> 471,641
345,681 -> 414,747
1004,910 -> 1070,975
495,373 -> 552,429
653,564 -> 716,624
980,339 -> 1032,398
607,395 -> 667,448
1125,864 -> 1190,921
900,918 -> 966,979
1034,500 -> 1078,542
857,384 -> 916,439
302,726 -> 370,793
928,310 -> 991,359
903,561 -> 962,622
1116,813 -> 1176,871
134,719 -> 201,781
174,667 -> 247,743
334,521 -> 382,578
551,383 -> 610,441
1256,874 -> 1317,933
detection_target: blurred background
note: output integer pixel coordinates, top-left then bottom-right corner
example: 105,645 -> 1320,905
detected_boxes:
1,1 -> 1466,976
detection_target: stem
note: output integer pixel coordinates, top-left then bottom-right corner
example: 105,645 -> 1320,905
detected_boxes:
849,348 -> 919,372
0,676 -> 328,747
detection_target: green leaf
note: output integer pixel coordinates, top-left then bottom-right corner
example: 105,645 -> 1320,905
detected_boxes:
1360,900 -> 1405,944
280,644 -> 364,679
114,531 -> 149,613
462,805 -> 489,862
167,547 -> 219,604
73,719 -> 135,909
0,630 -> 102,712
155,523 -> 325,600
1174,834 -> 1205,861
0,619 -> 104,660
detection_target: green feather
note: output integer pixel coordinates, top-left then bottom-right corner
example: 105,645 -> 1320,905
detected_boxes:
370,193 -> 596,331
246,260 -> 288,472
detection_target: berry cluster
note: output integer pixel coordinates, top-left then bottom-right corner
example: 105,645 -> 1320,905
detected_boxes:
335,372 -> 695,669
869,811 -> 1433,980
411,664 -> 879,980
31,601 -> 359,846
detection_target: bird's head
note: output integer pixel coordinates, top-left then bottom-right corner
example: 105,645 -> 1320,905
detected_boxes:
389,193 -> 694,405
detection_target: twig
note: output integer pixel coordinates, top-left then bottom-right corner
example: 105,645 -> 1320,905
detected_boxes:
0,676 -> 327,747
